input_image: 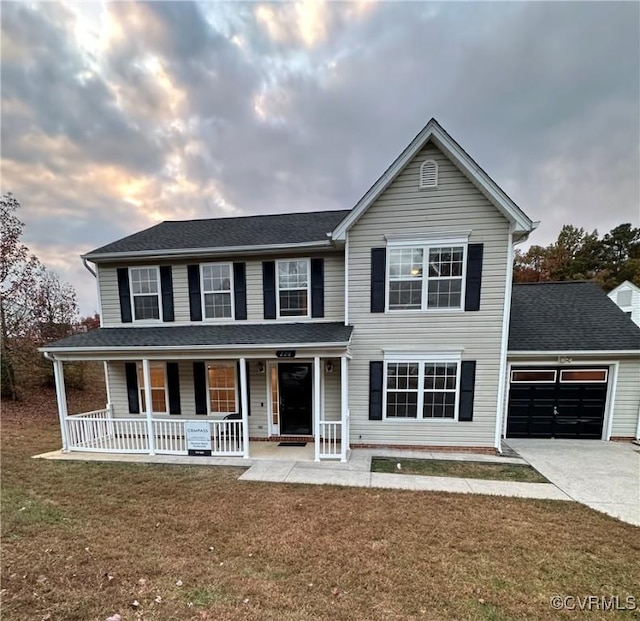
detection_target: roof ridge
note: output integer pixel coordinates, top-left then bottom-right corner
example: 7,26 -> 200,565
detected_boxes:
513,280 -> 595,286
161,208 -> 351,225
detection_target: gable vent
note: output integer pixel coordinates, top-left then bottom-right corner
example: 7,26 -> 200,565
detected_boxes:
419,159 -> 438,189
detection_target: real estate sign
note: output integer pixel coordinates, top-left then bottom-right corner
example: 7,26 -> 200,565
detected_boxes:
185,421 -> 212,456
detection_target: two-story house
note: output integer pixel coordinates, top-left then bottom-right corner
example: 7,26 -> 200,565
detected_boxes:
42,119 -> 640,460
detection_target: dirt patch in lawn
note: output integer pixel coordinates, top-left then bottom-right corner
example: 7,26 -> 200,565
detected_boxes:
2,388 -> 639,621
372,457 -> 549,483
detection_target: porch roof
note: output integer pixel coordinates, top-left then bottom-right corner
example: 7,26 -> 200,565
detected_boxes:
41,322 -> 353,353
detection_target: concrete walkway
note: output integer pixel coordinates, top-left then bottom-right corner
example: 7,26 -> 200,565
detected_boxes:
506,439 -> 640,526
35,447 -> 570,501
238,449 -> 571,501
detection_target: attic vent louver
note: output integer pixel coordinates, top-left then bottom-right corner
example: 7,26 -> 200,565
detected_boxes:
419,159 -> 438,189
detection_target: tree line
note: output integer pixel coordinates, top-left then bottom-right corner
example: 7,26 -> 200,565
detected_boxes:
513,223 -> 640,290
1,193 -> 99,400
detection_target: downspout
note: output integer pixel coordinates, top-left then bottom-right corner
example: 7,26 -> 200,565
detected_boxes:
493,225 -> 534,453
635,402 -> 640,442
82,257 -> 96,277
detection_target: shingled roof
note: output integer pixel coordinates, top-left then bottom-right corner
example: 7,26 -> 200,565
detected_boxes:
42,323 -> 353,352
509,281 -> 640,352
84,210 -> 351,259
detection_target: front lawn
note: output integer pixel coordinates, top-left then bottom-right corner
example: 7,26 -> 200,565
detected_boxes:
371,457 -> 548,483
2,388 -> 639,620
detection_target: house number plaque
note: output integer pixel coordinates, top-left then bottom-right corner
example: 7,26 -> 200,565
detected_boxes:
276,350 -> 296,358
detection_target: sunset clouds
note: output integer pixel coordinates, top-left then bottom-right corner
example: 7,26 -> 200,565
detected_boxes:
1,1 -> 638,313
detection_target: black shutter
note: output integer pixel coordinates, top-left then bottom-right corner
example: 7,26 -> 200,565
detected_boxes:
370,248 -> 386,313
125,362 -> 139,414
236,360 -> 251,416
262,261 -> 276,319
193,362 -> 207,415
310,258 -> 325,318
187,265 -> 202,321
369,361 -> 384,420
166,362 -> 181,415
117,268 -> 132,323
459,361 -> 476,421
233,262 -> 247,320
160,266 -> 174,322
464,244 -> 484,312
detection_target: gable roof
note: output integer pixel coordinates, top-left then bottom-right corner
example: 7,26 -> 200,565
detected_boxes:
41,322 -> 353,353
607,280 -> 640,296
509,281 -> 640,352
332,118 -> 536,240
83,209 -> 351,261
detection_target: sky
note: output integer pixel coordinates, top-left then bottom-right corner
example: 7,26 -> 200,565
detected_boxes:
2,1 -> 639,316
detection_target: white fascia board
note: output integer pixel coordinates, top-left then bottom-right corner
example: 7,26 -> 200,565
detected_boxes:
332,119 -> 535,240
507,350 -> 640,357
82,240 -> 336,263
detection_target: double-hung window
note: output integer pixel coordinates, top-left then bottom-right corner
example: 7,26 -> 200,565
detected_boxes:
130,267 -> 161,320
387,243 -> 466,311
207,363 -> 238,415
201,263 -> 233,319
385,358 -> 460,420
137,362 -> 168,413
277,259 -> 310,318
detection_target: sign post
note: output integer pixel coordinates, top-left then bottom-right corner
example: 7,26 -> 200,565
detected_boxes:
185,421 -> 212,456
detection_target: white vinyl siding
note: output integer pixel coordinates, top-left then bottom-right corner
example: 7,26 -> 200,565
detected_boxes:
97,252 -> 344,326
347,142 -> 511,447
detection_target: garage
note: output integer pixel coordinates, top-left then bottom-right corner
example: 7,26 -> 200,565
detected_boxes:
507,367 -> 609,439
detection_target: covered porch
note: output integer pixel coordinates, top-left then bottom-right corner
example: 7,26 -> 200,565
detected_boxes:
41,323 -> 353,462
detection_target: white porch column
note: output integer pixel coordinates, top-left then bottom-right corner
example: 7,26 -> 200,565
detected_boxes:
314,356 -> 321,461
340,355 -> 349,462
53,359 -> 70,452
142,359 -> 155,455
240,357 -> 250,458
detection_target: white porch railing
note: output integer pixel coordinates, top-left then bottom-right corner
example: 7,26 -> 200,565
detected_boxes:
319,410 -> 349,462
64,410 -> 244,456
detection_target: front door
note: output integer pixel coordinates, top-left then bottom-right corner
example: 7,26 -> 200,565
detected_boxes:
278,363 -> 313,435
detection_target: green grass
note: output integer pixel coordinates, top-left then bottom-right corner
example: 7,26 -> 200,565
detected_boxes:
371,457 -> 549,483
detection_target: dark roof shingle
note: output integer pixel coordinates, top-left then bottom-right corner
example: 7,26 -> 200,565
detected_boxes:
509,281 -> 640,351
43,323 -> 353,351
84,210 -> 351,258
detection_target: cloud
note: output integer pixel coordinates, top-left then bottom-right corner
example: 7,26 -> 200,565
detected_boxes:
1,1 -> 638,314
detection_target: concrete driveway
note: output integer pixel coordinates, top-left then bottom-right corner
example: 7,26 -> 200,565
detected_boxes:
506,439 -> 640,526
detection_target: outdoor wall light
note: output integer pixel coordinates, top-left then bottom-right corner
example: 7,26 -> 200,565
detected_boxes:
257,361 -> 265,374
325,361 -> 334,373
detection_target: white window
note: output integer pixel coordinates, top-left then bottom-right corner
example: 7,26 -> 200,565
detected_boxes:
277,259 -> 310,318
387,245 -> 465,311
384,359 -> 460,420
419,159 -> 438,189
137,362 -> 168,413
207,363 -> 238,414
130,267 -> 161,320
201,263 -> 233,319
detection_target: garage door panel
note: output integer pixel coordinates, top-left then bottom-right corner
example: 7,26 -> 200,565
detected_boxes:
507,366 -> 607,439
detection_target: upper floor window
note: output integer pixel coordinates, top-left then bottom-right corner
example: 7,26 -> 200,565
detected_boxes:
130,267 -> 161,321
388,245 -> 465,311
137,362 -> 167,413
419,159 -> 438,189
201,263 -> 233,319
277,259 -> 310,318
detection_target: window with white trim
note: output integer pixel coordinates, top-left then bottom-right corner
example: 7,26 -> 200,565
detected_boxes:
201,263 -> 233,319
419,159 -> 438,188
207,363 -> 238,414
385,359 -> 460,420
388,245 -> 465,311
137,362 -> 168,413
277,259 -> 309,317
130,267 -> 161,320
